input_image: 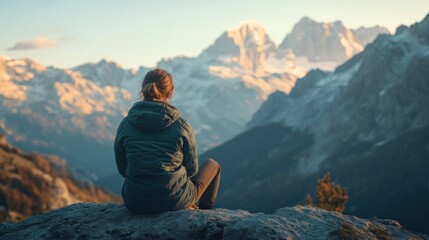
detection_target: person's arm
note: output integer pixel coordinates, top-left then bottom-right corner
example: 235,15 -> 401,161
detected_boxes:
114,120 -> 127,178
182,123 -> 198,178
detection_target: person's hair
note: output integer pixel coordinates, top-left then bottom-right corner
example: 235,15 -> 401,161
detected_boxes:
140,68 -> 174,101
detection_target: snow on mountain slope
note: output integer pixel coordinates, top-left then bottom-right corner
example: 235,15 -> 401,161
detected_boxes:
0,57 -> 138,178
158,22 -> 304,150
249,13 -> 429,172
0,17 -> 390,179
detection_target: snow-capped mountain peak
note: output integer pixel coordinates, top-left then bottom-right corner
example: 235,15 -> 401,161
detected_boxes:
199,21 -> 275,71
228,21 -> 270,46
280,17 -> 389,64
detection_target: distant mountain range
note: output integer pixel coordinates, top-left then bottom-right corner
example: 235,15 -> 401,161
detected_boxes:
200,13 -> 429,234
0,133 -> 119,221
0,17 -> 388,182
157,19 -> 388,150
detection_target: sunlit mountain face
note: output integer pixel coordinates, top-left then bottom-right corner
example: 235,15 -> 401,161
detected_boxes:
0,56 -> 143,180
0,17 -> 388,182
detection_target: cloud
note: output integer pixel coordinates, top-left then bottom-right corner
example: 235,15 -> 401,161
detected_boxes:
8,37 -> 58,51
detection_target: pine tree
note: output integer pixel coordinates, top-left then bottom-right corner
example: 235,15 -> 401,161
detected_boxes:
305,172 -> 349,213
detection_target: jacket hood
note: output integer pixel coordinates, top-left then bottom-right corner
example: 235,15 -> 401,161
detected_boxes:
127,101 -> 181,132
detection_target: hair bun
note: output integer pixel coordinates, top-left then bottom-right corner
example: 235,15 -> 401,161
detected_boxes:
140,69 -> 174,101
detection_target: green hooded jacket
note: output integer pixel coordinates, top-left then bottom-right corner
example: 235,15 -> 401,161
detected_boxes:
114,100 -> 198,213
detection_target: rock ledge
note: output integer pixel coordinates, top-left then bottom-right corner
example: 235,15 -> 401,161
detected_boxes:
0,203 -> 426,239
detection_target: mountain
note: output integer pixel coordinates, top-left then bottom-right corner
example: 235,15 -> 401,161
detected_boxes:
199,21 -> 276,72
0,17 -> 389,183
0,57 -> 140,179
201,124 -> 429,233
200,13 -> 429,234
353,25 -> 391,45
251,15 -> 429,161
73,59 -> 149,90
72,59 -> 135,87
0,133 -> 119,221
157,22 -> 305,151
157,20 -> 387,151
280,17 -> 390,69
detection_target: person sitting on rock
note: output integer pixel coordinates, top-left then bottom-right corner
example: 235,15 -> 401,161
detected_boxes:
114,68 -> 221,213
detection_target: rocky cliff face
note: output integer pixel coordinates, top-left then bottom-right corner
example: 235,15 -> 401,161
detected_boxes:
0,203 -> 426,240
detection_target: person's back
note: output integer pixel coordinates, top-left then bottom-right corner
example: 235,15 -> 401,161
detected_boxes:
114,69 -> 221,213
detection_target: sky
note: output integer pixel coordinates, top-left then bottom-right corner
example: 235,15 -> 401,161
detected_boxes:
1,0 -> 428,69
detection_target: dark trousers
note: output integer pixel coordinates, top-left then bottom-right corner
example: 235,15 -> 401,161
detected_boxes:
190,159 -> 221,209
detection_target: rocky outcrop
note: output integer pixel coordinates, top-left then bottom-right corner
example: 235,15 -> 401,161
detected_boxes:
0,203 -> 426,240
